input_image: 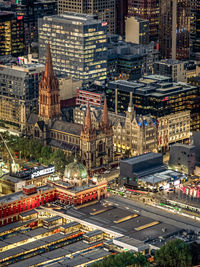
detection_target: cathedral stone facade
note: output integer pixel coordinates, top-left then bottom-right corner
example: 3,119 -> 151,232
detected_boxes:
74,99 -> 157,157
27,44 -> 113,170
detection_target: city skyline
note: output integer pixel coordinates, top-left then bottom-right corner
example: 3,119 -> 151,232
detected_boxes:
0,1 -> 200,266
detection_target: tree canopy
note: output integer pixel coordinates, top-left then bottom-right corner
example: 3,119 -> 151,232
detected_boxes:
90,251 -> 149,267
0,133 -> 75,174
189,242 -> 200,266
155,239 -> 192,267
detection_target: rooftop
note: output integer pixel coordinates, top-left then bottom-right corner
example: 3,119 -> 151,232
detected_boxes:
108,76 -> 197,97
121,152 -> 162,165
43,12 -> 102,26
156,59 -> 185,65
43,215 -> 62,223
19,209 -> 38,218
0,185 -> 51,204
51,120 -> 82,136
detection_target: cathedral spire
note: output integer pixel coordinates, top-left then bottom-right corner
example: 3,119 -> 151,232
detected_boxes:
81,102 -> 96,140
101,97 -> 112,134
84,102 -> 92,132
38,43 -> 60,120
101,97 -> 109,128
128,96 -> 134,113
44,42 -> 54,80
126,96 -> 135,123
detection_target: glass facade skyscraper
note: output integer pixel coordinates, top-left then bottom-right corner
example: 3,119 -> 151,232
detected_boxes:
128,0 -> 159,42
159,0 -> 190,60
0,11 -> 24,57
38,12 -> 108,85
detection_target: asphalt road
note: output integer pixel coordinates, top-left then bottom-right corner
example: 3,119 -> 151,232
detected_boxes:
108,195 -> 200,232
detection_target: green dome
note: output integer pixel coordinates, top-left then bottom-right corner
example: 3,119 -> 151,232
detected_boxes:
64,158 -> 88,180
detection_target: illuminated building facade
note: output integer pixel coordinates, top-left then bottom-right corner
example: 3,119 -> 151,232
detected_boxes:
57,0 -> 116,34
74,102 -> 191,155
12,0 -> 57,52
0,63 -> 44,132
113,99 -> 157,156
191,0 -> 200,56
157,111 -> 191,152
0,165 -> 55,194
159,0 -> 190,60
0,159 -> 107,227
107,76 -> 200,131
0,11 -> 24,56
127,0 -> 159,42
38,12 -> 107,85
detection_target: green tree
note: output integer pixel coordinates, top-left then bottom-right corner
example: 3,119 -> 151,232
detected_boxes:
41,146 -> 52,164
155,239 -> 192,267
189,242 -> 200,266
91,251 -> 149,267
50,149 -> 67,173
29,139 -> 42,159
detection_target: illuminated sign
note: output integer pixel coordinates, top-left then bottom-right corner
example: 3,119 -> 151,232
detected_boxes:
161,96 -> 169,102
31,166 -> 55,178
17,16 -> 23,20
102,22 -> 107,26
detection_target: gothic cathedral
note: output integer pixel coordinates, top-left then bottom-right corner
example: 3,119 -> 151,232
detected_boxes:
27,44 -> 113,171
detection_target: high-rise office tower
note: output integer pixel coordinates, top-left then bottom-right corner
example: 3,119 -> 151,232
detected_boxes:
12,0 -> 57,53
127,0 -> 159,42
116,0 -> 128,36
0,11 -> 24,56
38,12 -> 107,85
159,0 -> 190,60
0,63 -> 44,132
125,16 -> 149,45
191,0 -> 200,56
57,0 -> 116,34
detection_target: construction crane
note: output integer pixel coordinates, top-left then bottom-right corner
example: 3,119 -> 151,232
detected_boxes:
0,133 -> 19,174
